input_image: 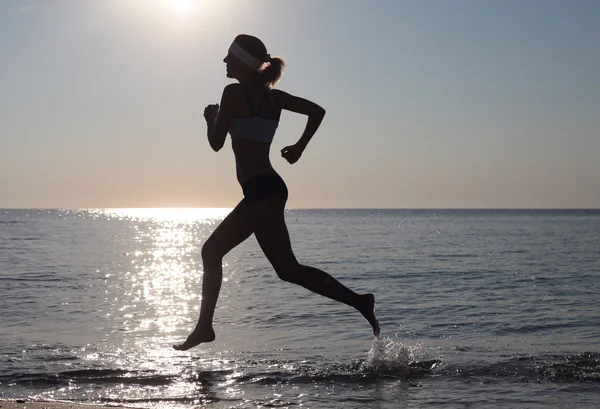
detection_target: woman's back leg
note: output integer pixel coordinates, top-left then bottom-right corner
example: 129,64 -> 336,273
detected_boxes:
252,199 -> 380,336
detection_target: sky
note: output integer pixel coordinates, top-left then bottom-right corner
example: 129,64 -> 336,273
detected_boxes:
1,0 -> 599,209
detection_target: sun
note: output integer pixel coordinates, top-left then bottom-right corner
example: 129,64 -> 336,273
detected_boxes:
166,0 -> 197,18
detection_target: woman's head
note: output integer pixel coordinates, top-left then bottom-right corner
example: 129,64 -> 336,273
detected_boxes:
223,34 -> 285,88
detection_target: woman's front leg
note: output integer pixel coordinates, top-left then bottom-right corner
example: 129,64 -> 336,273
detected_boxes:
173,200 -> 255,350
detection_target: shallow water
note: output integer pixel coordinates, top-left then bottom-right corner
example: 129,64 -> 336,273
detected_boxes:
1,209 -> 599,408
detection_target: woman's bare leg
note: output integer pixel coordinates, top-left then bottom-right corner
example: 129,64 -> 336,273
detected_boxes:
252,200 -> 380,336
173,200 -> 255,350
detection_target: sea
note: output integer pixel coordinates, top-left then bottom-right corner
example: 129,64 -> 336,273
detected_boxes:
1,208 -> 599,409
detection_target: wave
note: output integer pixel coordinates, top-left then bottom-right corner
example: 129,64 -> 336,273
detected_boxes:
447,352 -> 600,383
2,340 -> 598,392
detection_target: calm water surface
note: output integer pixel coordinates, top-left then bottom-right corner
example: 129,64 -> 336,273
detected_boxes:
1,209 -> 599,408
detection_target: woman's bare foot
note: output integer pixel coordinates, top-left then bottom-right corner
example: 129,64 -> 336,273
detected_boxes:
358,294 -> 380,337
172,327 -> 216,351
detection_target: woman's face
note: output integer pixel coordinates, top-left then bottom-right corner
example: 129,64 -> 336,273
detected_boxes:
223,53 -> 247,80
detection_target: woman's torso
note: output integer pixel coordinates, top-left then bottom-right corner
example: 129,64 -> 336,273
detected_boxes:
229,84 -> 281,183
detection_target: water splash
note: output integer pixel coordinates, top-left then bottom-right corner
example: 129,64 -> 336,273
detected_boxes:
362,336 -> 413,375
361,336 -> 443,378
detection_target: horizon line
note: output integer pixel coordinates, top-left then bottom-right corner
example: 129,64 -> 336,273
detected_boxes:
1,207 -> 599,211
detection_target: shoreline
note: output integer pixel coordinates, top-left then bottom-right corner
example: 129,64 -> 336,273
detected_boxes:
0,401 -> 136,409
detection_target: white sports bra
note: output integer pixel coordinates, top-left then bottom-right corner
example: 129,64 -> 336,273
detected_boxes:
229,86 -> 280,144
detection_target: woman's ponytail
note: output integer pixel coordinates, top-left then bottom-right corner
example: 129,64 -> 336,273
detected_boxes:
260,56 -> 285,89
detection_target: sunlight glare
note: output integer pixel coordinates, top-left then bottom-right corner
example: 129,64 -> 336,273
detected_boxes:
120,0 -> 226,32
166,0 -> 197,18
95,208 -> 231,223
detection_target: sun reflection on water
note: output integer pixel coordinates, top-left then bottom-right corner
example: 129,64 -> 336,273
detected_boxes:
77,208 -> 252,403
91,209 -> 232,362
95,207 -> 231,223
108,209 -> 228,335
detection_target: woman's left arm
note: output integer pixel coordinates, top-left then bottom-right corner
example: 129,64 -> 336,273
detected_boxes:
206,84 -> 236,152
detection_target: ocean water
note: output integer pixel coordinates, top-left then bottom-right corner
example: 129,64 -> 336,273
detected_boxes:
1,208 -> 599,408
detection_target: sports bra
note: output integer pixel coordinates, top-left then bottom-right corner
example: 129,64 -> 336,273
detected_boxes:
229,86 -> 280,144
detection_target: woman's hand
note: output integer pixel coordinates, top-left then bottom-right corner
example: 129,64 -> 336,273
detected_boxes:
204,104 -> 219,123
281,144 -> 304,164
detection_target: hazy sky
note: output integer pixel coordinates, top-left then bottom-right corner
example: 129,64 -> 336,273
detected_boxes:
1,0 -> 599,208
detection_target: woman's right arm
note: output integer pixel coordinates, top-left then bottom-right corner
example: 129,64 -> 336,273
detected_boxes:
206,84 -> 236,152
273,89 -> 326,163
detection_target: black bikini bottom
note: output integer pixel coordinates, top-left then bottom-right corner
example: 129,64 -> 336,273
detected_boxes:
241,173 -> 288,203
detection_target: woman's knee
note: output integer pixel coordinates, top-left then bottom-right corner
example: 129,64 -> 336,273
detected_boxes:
274,261 -> 301,283
201,239 -> 223,266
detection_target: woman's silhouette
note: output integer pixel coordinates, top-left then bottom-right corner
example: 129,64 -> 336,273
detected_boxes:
174,34 -> 379,350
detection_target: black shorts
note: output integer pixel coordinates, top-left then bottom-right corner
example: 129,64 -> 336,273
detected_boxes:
241,173 -> 288,203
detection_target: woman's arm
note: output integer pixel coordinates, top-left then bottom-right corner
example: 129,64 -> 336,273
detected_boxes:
273,89 -> 326,150
206,84 -> 236,152
273,89 -> 326,164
